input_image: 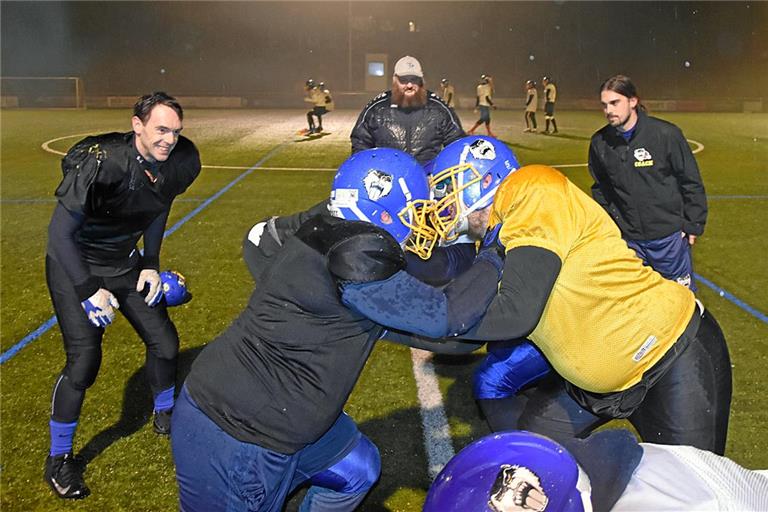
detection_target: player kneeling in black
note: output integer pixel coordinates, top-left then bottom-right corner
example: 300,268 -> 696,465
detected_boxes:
171,148 -> 503,512
44,92 -> 201,499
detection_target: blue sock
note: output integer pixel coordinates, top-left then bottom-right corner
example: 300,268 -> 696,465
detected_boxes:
49,420 -> 78,457
153,385 -> 175,412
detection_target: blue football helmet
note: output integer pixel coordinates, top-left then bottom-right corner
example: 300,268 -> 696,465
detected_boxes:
329,148 -> 438,259
429,136 -> 520,241
160,270 -> 190,306
425,431 -> 592,512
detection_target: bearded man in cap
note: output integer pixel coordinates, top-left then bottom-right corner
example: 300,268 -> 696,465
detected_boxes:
351,55 -> 464,165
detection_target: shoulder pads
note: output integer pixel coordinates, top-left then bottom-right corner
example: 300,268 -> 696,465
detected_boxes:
62,132 -> 128,172
296,215 -> 406,283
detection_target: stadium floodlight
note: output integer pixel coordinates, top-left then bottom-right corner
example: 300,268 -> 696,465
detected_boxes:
1,76 -> 85,109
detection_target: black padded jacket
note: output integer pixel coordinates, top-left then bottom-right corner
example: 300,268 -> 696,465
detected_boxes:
350,90 -> 464,164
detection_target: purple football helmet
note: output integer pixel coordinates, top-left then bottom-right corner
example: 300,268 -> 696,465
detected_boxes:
425,431 -> 592,512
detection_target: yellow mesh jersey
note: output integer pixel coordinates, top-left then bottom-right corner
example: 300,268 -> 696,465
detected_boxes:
309,88 -> 326,107
491,165 -> 696,392
544,82 -> 557,103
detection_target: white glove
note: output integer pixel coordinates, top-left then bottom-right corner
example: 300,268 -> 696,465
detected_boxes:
81,288 -> 120,328
137,269 -> 163,307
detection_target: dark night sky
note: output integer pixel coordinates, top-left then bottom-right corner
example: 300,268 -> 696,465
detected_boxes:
2,1 -> 766,100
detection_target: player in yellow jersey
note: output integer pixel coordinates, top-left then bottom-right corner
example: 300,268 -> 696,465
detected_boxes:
542,76 -> 558,134
439,78 -> 456,109
428,136 -> 731,454
302,78 -> 328,134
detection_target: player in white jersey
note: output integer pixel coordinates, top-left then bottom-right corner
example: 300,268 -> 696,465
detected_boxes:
468,74 -> 496,137
524,79 -> 538,133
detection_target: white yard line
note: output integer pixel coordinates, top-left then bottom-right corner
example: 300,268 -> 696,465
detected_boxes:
203,165 -> 336,171
410,348 -> 455,479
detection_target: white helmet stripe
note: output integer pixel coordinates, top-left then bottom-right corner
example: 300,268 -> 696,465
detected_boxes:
399,176 -> 413,202
348,202 -> 371,223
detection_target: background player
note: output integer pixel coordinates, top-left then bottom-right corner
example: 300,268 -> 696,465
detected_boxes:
439,77 -> 456,108
542,75 -> 558,134
302,78 -> 328,134
44,92 -> 201,499
524,79 -> 538,133
467,74 -> 496,137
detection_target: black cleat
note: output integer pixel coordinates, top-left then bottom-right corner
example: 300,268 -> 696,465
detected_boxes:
44,453 -> 90,500
153,408 -> 172,436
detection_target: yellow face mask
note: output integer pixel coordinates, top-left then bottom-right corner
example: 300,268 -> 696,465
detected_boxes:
401,198 -> 439,260
427,162 -> 485,242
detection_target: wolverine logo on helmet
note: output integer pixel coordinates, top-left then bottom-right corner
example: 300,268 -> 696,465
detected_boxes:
467,139 -> 497,161
363,170 -> 393,201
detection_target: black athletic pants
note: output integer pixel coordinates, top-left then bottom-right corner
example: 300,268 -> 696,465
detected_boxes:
479,308 -> 732,454
46,256 -> 179,423
307,106 -> 327,130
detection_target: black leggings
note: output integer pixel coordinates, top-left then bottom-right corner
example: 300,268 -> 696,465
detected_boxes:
46,256 -> 179,423
479,310 -> 732,454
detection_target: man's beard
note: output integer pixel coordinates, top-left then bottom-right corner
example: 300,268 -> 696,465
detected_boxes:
392,85 -> 427,109
610,111 -> 632,130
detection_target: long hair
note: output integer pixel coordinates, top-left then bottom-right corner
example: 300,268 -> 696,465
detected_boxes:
600,75 -> 646,112
133,91 -> 184,123
391,78 -> 428,109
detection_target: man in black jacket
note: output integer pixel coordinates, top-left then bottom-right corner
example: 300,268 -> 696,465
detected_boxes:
44,92 -> 201,499
589,75 -> 707,290
350,55 -> 464,165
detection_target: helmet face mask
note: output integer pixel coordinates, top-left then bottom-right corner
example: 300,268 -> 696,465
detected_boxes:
429,162 -> 485,241
429,136 -> 520,241
329,148 -> 439,260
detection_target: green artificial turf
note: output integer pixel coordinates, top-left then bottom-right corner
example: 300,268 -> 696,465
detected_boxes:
1,108 -> 765,511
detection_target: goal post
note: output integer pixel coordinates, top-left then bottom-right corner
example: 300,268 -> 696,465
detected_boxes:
0,76 -> 85,109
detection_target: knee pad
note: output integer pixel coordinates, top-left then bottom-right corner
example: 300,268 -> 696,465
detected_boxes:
310,435 -> 381,494
64,346 -> 102,390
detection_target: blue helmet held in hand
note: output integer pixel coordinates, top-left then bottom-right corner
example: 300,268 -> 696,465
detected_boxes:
160,270 -> 191,306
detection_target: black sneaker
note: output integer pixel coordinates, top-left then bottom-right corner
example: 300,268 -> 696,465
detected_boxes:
153,408 -> 172,436
44,453 -> 90,499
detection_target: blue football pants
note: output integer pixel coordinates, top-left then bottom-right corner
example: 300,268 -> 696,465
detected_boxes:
171,385 -> 380,512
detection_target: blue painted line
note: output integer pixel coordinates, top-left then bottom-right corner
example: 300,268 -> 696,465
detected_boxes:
695,273 -> 768,324
2,198 -> 205,204
0,317 -> 58,364
0,143 -> 289,365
